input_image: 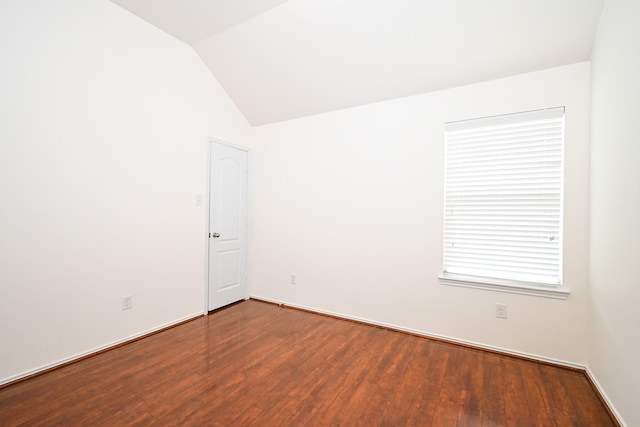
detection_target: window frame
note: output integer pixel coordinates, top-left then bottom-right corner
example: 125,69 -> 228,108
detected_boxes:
438,107 -> 569,299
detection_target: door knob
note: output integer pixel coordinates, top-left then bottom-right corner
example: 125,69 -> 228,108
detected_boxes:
212,232 -> 220,238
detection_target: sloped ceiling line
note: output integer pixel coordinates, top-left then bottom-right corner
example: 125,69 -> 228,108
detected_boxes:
110,0 -> 605,125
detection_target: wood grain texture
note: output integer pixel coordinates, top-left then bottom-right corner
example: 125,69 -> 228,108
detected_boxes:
0,300 -> 617,426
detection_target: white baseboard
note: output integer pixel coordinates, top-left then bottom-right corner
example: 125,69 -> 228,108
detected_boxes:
585,367 -> 626,426
1,312 -> 203,387
250,294 -> 584,370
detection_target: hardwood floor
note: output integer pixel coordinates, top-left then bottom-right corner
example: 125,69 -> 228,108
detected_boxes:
0,300 -> 616,426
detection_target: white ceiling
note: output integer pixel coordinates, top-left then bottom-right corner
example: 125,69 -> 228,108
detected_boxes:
111,0 -> 291,45
111,0 -> 605,125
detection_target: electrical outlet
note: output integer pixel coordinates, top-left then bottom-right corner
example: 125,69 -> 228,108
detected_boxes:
122,295 -> 133,310
290,273 -> 297,285
496,303 -> 507,319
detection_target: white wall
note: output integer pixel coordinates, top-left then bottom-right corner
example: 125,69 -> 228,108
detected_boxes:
0,0 -> 250,384
589,0 -> 640,425
250,62 -> 592,365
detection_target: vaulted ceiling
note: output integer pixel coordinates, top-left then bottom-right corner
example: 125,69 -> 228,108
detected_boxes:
111,0 -> 605,125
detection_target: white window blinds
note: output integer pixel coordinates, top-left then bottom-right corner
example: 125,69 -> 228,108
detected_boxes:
443,107 -> 564,287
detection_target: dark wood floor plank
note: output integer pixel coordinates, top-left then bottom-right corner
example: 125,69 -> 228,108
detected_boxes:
503,358 -> 537,427
312,329 -> 395,426
565,368 -> 619,426
405,341 -> 451,426
351,331 -> 411,426
375,337 -> 426,427
0,300 -> 617,426
519,362 -> 557,426
321,329 -> 401,426
480,352 -> 507,427
456,349 -> 485,427
431,344 -> 471,426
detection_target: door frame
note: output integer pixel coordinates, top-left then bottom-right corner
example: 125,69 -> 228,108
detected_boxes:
204,136 -> 251,314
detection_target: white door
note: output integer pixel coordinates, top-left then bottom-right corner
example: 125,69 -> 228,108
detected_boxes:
208,141 -> 248,311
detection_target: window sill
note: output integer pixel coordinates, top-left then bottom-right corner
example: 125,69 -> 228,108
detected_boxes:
438,273 -> 570,300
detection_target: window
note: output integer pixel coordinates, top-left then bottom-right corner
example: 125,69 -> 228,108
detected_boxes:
439,107 -> 569,299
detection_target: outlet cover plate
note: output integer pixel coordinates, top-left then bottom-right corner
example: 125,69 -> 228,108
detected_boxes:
496,303 -> 507,319
122,295 -> 133,310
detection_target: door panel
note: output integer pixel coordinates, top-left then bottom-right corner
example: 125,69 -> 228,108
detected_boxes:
219,158 -> 241,238
208,141 -> 248,311
218,249 -> 240,291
